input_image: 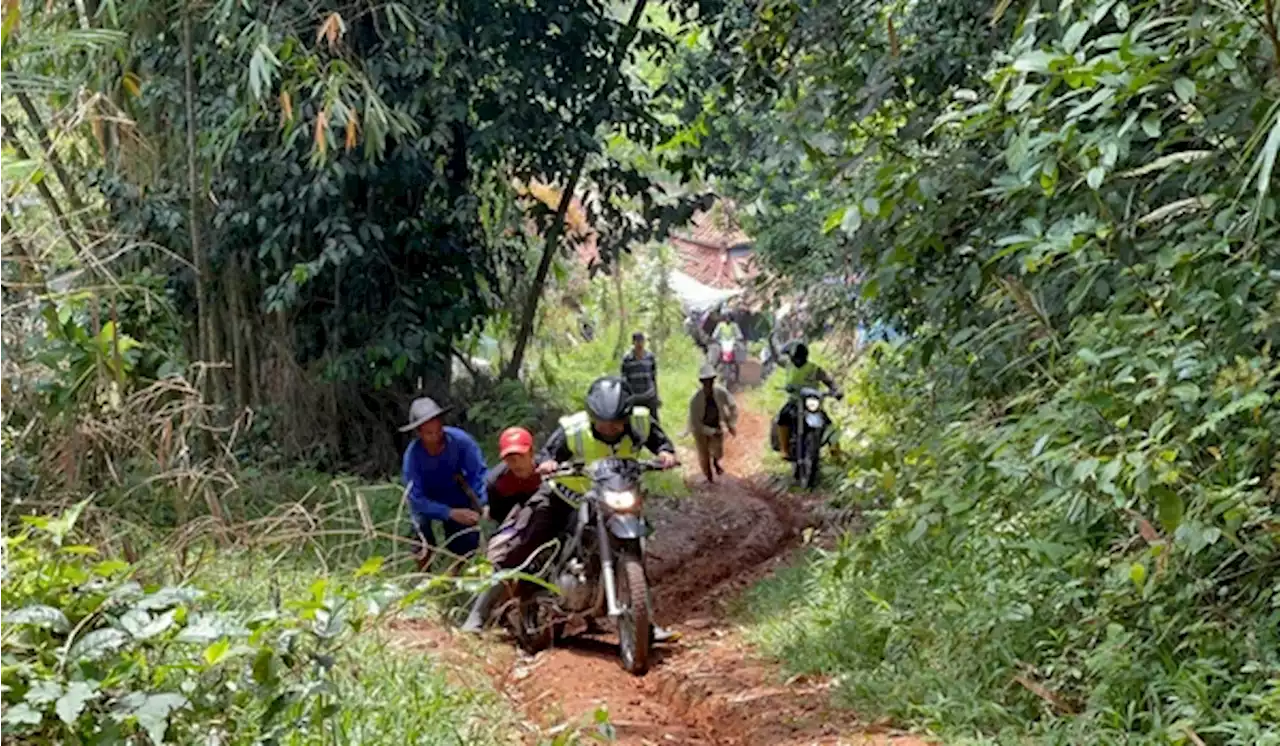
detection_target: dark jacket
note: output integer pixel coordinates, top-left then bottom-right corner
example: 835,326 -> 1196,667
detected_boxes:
484,462 -> 543,524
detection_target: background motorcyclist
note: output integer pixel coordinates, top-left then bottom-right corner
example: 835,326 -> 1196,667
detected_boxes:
711,310 -> 744,352
461,426 -> 543,633
774,343 -> 839,459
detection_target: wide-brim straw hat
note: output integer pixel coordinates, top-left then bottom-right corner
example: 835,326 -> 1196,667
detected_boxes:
399,397 -> 452,432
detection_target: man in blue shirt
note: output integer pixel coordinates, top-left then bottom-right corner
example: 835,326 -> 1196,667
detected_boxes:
400,396 -> 489,565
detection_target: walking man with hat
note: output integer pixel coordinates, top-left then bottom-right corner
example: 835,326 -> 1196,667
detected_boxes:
688,363 -> 738,484
400,396 -> 489,567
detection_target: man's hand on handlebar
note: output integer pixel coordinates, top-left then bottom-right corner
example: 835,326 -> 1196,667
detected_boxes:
537,460 -> 559,475
657,451 -> 678,469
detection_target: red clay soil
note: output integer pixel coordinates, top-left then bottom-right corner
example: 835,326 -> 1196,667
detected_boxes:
391,388 -> 929,746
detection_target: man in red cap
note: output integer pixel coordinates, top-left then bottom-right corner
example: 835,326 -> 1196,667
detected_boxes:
461,426 -> 545,633
486,427 -> 542,525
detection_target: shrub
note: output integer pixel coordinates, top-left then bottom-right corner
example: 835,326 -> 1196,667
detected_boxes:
0,504 -> 510,745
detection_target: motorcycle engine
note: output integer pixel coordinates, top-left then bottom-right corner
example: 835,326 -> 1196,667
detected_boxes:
557,558 -> 593,612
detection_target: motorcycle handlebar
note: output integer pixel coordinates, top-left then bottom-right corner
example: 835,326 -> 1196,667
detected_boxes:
543,458 -> 678,479
785,385 -> 842,399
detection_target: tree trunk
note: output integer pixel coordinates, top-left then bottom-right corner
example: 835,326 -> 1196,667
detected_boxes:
245,257 -> 262,407
13,92 -> 92,221
655,244 -> 671,354
1,115 -> 87,256
613,261 -> 627,360
501,0 -> 651,380
227,260 -> 249,411
182,3 -> 215,405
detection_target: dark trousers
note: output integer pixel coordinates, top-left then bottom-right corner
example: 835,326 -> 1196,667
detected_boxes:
411,514 -> 480,561
635,396 -> 661,425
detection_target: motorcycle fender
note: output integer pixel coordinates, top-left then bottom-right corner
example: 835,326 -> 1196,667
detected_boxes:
607,514 -> 646,540
804,412 -> 826,429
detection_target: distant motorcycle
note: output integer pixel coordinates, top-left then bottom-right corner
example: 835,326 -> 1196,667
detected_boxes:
785,384 -> 840,489
494,458 -> 673,675
716,343 -> 742,388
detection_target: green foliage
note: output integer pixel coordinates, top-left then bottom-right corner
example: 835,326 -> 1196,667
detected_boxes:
461,378 -> 554,462
1,505 -> 513,745
4,0 -> 732,477
714,0 -> 1280,742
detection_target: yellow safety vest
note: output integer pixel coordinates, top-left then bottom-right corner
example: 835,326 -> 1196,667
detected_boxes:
714,322 -> 742,344
787,361 -> 822,388
555,407 -> 652,494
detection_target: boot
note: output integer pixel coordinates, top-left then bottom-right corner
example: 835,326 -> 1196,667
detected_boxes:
777,424 -> 794,461
651,624 -> 681,644
461,584 -> 501,633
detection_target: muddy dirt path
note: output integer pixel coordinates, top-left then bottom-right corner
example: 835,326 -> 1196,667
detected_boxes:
394,374 -> 927,745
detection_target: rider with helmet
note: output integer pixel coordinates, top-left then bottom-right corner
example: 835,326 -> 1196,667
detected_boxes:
462,377 -> 678,636
711,309 -> 744,351
537,375 -> 678,492
774,342 -> 839,460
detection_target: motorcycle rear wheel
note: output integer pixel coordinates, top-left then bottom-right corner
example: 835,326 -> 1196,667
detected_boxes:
615,552 -> 651,675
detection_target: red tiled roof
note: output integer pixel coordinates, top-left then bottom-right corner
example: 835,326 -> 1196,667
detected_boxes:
671,236 -> 757,290
667,202 -> 756,288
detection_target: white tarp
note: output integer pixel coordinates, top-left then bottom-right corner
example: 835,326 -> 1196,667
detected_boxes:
669,268 -> 742,313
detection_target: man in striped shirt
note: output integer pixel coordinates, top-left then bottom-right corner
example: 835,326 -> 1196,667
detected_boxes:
621,331 -> 661,423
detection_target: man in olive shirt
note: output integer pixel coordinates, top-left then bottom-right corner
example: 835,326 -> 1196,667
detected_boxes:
688,364 -> 738,483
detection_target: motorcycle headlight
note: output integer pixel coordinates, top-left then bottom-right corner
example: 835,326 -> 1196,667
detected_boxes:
805,397 -> 821,412
603,490 -> 639,511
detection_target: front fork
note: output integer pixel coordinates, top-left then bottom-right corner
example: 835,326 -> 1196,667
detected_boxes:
596,517 -> 623,617
596,517 -> 648,618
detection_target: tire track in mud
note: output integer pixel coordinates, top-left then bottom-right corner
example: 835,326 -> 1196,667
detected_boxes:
393,387 -> 928,746
493,398 -> 926,746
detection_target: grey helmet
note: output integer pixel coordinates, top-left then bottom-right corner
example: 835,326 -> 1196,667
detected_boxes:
585,376 -> 633,422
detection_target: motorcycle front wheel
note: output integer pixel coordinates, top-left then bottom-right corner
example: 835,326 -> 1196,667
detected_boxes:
615,552 -> 651,675
797,431 -> 822,490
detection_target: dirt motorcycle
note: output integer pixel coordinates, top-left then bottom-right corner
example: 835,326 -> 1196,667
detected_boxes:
713,341 -> 743,389
494,458 -> 672,675
785,384 -> 840,490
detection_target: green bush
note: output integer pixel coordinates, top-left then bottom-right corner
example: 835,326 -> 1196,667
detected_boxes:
0,505 -> 512,745
722,0 -> 1280,741
746,338 -> 1280,744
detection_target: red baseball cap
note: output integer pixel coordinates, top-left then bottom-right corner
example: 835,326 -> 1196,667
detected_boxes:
498,427 -> 534,457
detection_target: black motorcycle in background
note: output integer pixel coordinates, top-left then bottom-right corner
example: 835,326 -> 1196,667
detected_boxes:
785,384 -> 840,490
